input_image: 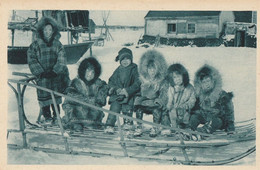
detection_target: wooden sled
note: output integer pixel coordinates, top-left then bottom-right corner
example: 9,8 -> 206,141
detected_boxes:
7,72 -> 256,165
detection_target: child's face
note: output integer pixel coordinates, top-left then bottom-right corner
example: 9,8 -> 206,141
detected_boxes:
121,58 -> 131,67
172,72 -> 183,86
201,76 -> 215,93
85,68 -> 95,81
43,24 -> 53,40
148,66 -> 157,79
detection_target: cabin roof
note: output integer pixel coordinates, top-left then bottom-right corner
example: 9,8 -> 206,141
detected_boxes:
145,11 -> 221,18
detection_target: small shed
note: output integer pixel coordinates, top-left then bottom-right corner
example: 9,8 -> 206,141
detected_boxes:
144,11 -> 235,39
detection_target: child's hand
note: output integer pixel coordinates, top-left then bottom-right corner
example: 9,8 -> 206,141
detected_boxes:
116,88 -> 122,95
119,88 -> 128,97
108,87 -> 115,95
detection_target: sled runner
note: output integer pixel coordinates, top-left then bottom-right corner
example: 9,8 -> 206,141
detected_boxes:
7,72 -> 256,165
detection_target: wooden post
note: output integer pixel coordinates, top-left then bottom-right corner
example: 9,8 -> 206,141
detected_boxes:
116,116 -> 128,157
178,134 -> 190,163
88,17 -> 93,57
50,92 -> 70,152
17,84 -> 27,148
35,10 -> 38,22
11,29 -> 15,47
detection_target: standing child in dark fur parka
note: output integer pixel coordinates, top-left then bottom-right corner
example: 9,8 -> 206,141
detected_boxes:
190,64 -> 235,134
104,48 -> 141,134
27,16 -> 70,124
62,57 -> 109,131
134,50 -> 171,137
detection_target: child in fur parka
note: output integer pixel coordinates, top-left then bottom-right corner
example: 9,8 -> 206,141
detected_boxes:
165,64 -> 196,133
105,48 -> 141,134
27,16 -> 70,124
190,64 -> 235,134
62,57 -> 108,131
134,50 -> 171,137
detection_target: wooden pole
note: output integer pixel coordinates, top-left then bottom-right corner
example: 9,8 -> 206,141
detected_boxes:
17,84 -> 27,148
50,92 -> 70,152
12,10 -> 16,21
116,116 -> 128,157
88,15 -> 93,57
11,29 -> 15,47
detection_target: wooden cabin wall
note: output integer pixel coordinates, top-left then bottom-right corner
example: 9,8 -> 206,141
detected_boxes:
145,14 -> 236,39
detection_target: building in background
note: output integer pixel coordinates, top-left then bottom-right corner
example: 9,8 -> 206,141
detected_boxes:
142,11 -> 256,47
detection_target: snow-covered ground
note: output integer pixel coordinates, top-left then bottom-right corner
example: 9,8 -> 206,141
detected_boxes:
7,28 -> 256,165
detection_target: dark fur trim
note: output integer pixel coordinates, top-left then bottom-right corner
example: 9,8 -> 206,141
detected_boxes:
36,17 -> 61,46
78,57 -> 101,85
167,63 -> 190,87
194,64 -> 223,105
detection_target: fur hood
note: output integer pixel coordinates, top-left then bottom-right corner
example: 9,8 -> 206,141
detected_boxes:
36,16 -> 61,44
166,63 -> 190,88
194,64 -> 223,105
78,57 -> 101,86
138,50 -> 168,85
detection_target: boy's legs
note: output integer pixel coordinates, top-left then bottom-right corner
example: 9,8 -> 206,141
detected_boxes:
161,111 -> 171,127
189,112 -> 205,131
42,105 -> 52,120
135,107 -> 144,128
106,102 -> 122,127
51,104 -> 60,124
122,104 -> 133,125
168,109 -> 178,128
152,107 -> 162,125
149,107 -> 162,137
88,109 -> 105,128
210,116 -> 223,133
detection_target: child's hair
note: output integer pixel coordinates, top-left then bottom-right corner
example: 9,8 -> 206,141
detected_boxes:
147,60 -> 157,69
167,63 -> 190,87
198,67 -> 213,81
78,57 -> 101,83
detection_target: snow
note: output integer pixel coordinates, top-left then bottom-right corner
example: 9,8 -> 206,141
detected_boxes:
7,28 -> 256,165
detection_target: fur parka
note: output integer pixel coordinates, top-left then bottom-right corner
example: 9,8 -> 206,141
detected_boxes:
27,16 -> 70,107
134,50 -> 168,108
192,64 -> 235,132
62,57 -> 109,125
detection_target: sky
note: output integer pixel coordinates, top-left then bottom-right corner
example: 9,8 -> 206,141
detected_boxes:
9,10 -> 148,26
90,10 -> 148,26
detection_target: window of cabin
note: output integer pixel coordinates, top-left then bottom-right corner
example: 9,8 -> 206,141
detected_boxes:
168,24 -> 176,33
188,23 -> 195,33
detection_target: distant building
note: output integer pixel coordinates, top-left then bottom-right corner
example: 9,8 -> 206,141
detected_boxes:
233,11 -> 257,23
144,11 -> 256,39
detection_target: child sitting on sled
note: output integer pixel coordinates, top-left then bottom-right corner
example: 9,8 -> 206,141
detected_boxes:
165,63 -> 196,135
134,50 -> 171,137
104,48 -> 141,134
190,64 -> 235,134
62,57 -> 109,131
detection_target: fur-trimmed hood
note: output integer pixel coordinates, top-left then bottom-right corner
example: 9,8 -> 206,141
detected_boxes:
78,57 -> 101,86
36,16 -> 61,45
139,50 -> 168,85
166,63 -> 190,88
194,64 -> 223,105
